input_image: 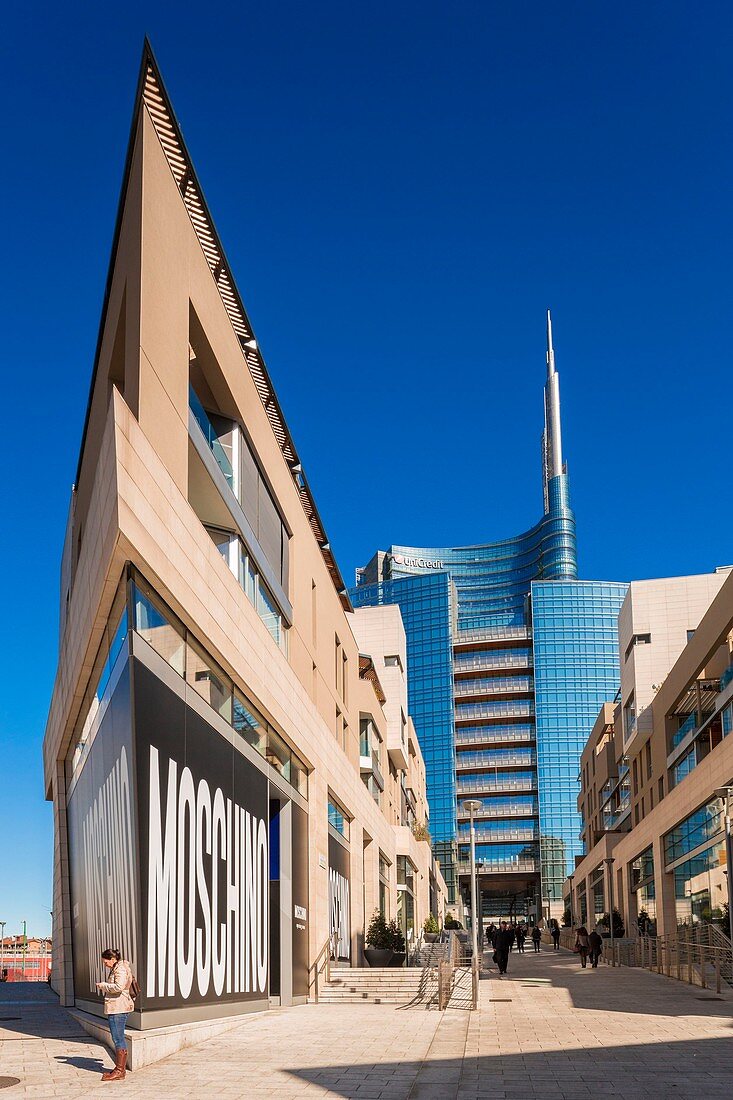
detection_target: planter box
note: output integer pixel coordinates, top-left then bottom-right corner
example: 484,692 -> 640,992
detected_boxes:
364,948 -> 393,968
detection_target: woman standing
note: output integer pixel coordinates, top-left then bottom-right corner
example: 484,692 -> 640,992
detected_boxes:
531,925 -> 542,952
96,948 -> 134,1082
574,926 -> 590,969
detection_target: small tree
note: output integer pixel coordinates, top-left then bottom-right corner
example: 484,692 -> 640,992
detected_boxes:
423,913 -> 439,935
445,915 -> 462,930
387,919 -> 406,953
562,908 -> 571,927
365,910 -> 391,950
601,909 -> 625,937
412,821 -> 431,843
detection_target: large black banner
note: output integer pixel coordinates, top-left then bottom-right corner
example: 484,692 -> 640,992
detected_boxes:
67,665 -> 138,1000
328,833 -> 350,962
133,659 -> 269,1010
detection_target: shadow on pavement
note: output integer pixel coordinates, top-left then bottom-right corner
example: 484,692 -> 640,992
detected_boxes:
0,981 -> 93,1043
483,948 -> 733,1019
286,1034 -> 733,1099
55,1055 -> 107,1074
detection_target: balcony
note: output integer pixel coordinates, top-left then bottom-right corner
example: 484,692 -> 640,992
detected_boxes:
456,749 -> 536,771
457,801 -> 538,820
454,651 -> 533,676
457,776 -> 537,796
455,725 -> 534,749
456,858 -> 539,875
359,746 -> 384,792
455,700 -> 534,723
455,625 -> 531,646
189,385 -> 236,488
459,826 -> 538,844
454,675 -> 533,700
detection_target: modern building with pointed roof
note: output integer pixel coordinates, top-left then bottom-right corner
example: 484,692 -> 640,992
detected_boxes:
43,43 -> 447,1042
352,319 -> 628,923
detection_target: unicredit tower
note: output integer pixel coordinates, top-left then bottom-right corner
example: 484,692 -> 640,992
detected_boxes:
353,316 -> 626,922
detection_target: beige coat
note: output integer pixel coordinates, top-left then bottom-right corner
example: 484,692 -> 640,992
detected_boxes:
97,960 -> 134,1014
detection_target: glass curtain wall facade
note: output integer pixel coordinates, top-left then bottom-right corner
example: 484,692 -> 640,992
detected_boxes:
531,580 -> 628,911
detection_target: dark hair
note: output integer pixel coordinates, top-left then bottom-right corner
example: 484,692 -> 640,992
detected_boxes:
101,949 -> 121,962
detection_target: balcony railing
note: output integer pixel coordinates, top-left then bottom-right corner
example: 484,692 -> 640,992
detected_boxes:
459,827 -> 538,844
456,749 -> 536,771
457,777 -> 536,795
454,676 -> 533,698
456,858 -> 539,874
455,726 -> 534,748
455,625 -> 531,645
457,805 -> 538,821
189,385 -> 235,489
456,700 -> 534,722
671,711 -> 699,749
454,652 -> 533,675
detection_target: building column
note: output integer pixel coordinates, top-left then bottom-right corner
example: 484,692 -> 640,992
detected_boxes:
52,760 -> 74,1006
653,834 -> 677,937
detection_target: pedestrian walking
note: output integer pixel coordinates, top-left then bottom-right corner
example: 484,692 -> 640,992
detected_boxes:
574,926 -> 590,969
551,920 -> 561,951
492,920 -> 513,976
96,948 -> 135,1082
516,925 -> 526,953
531,925 -> 542,952
588,929 -> 603,968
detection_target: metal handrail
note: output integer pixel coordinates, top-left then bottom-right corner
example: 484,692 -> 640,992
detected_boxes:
309,932 -> 337,1003
608,931 -> 732,991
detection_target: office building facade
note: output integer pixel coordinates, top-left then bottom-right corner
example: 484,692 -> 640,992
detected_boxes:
43,45 -> 446,1037
568,568 -> 733,938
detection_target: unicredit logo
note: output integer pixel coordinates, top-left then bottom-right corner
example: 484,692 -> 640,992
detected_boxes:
391,554 -> 444,569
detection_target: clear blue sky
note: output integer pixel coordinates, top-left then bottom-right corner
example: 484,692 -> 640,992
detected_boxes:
1,2 -> 731,936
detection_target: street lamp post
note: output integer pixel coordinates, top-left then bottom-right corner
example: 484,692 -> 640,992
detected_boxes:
463,800 -> 483,964
568,874 -> 575,927
0,921 -> 5,977
604,858 -> 616,966
714,787 -> 733,946
22,920 -> 27,978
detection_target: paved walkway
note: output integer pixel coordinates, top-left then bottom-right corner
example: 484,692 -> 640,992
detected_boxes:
1,948 -> 732,1098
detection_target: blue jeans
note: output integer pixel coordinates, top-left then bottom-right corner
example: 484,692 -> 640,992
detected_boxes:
108,1013 -> 128,1051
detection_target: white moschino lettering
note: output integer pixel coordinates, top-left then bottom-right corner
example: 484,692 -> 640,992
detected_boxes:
82,746 -> 138,991
329,867 -> 350,959
146,746 -> 268,999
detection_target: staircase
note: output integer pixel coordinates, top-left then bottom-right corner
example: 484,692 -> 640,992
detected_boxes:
412,939 -> 449,968
318,967 -> 439,1007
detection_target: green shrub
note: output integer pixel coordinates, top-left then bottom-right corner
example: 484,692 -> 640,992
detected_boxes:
365,910 -> 392,950
423,913 -> 439,934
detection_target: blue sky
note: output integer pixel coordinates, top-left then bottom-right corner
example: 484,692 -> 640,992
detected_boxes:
1,2 -> 731,936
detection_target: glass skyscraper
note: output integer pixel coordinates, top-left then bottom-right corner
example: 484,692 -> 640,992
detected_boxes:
352,315 -> 626,919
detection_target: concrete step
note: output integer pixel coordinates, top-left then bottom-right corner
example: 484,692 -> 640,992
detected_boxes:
321,966 -> 438,1005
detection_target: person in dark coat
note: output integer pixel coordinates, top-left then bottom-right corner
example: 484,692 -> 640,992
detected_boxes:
575,926 -> 590,968
588,929 -> 603,968
493,921 -> 513,975
516,924 -> 526,953
551,920 -> 561,950
531,925 -> 542,952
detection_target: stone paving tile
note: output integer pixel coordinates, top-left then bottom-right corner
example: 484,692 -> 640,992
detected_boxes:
2,950 -> 733,1097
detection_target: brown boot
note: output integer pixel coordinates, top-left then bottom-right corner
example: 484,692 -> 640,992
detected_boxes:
101,1048 -> 127,1082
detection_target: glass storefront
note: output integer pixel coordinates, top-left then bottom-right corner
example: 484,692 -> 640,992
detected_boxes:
397,856 -> 416,947
673,840 -> 728,929
629,846 -> 656,935
590,866 -> 605,926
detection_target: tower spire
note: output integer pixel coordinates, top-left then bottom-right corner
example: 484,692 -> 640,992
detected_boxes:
542,310 -> 564,511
